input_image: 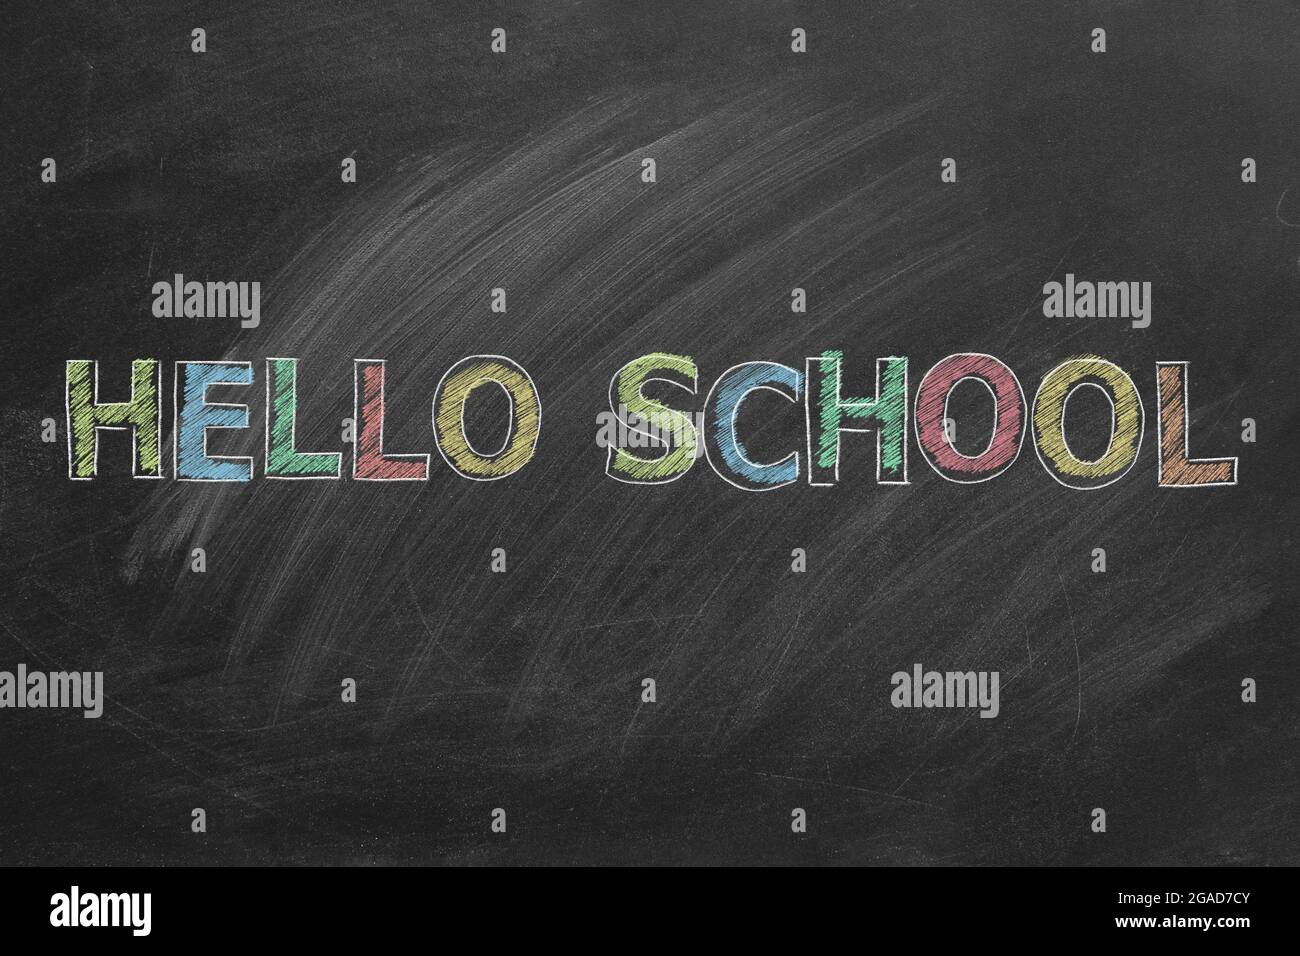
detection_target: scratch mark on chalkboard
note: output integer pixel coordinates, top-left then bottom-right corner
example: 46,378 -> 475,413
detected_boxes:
751,770 -> 941,811
1056,569 -> 1082,744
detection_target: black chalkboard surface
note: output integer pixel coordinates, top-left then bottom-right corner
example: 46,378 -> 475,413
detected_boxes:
2,0 -> 1297,870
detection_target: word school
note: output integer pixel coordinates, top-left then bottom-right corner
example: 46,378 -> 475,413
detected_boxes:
63,351 -> 1237,490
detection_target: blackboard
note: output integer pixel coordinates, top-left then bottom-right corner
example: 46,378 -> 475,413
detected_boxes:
3,0 -> 1298,866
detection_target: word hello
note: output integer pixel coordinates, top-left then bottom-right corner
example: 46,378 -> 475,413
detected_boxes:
151,274 -> 260,328
50,886 -> 151,936
62,351 -> 1237,490
1043,274 -> 1152,328
0,664 -> 103,718
891,664 -> 1000,718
